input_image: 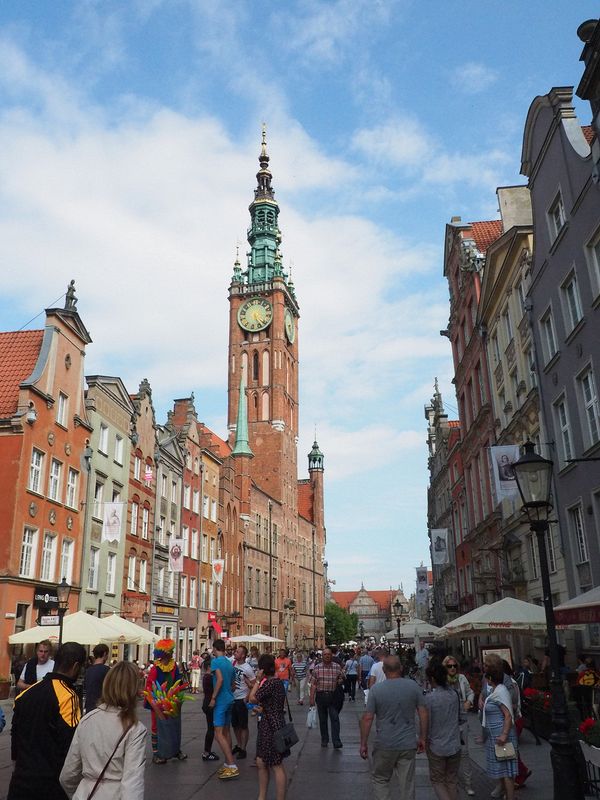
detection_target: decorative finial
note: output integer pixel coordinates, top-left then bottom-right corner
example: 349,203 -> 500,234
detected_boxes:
232,245 -> 242,283
261,122 -> 267,154
434,376 -> 439,394
65,279 -> 77,311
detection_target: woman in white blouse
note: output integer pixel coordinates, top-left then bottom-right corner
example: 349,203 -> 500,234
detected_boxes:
60,661 -> 147,800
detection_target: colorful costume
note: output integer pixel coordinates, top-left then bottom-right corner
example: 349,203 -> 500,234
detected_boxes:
144,639 -> 187,764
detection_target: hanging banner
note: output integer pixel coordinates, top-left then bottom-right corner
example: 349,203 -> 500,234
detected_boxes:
102,502 -> 124,542
212,559 -> 225,585
490,445 -> 520,502
144,465 -> 153,484
416,566 -> 429,619
169,538 -> 184,572
431,529 -> 449,565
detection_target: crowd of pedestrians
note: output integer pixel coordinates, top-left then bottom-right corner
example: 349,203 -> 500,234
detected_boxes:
2,635 -> 539,800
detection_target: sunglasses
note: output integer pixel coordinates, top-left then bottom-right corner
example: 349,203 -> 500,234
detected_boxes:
447,664 -> 458,669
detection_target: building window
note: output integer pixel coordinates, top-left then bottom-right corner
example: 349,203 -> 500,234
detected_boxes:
106,552 -> 116,594
546,529 -> 557,574
183,484 -> 191,509
134,456 -> 141,480
19,528 -> 37,578
553,397 -> 573,467
130,501 -> 139,535
491,333 -> 501,365
139,559 -> 147,593
161,474 -> 167,497
255,569 -> 261,606
547,192 -> 566,241
48,459 -> 62,502
60,539 -> 73,583
201,534 -> 208,562
157,566 -> 165,595
586,229 -> 600,297
191,529 -> 198,559
203,495 -> 209,518
159,516 -> 166,546
503,307 -> 513,344
208,580 -> 214,609
528,535 -> 539,579
181,526 -> 189,557
180,574 -> 187,607
190,577 -> 197,608
578,367 -> 600,449
40,533 -> 57,582
200,579 -> 207,608
65,468 -> 78,508
88,547 -> 99,590
57,392 -> 68,426
127,556 -> 135,592
540,310 -> 557,363
93,481 -> 104,519
167,569 -> 174,598
99,423 -> 109,455
569,505 -> 588,564
209,537 -> 216,564
561,272 -> 583,333
171,481 -> 178,502
140,505 -> 149,539
210,499 -> 217,522
192,489 -> 200,514
114,435 -> 124,465
29,448 -> 45,493
515,279 -> 526,312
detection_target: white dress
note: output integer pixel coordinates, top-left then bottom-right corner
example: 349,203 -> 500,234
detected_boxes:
59,705 -> 146,800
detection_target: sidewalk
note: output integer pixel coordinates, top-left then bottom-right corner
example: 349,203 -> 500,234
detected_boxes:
0,692 -> 557,800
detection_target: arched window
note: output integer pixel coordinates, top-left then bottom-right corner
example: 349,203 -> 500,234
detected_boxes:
226,504 -> 232,534
241,352 -> 248,383
253,351 -> 259,382
261,392 -> 269,421
262,350 -> 269,386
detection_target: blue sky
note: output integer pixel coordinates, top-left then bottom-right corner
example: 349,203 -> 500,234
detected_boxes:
0,1 -> 596,595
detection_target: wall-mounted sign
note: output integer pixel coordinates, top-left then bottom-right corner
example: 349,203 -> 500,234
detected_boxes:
155,606 -> 175,615
33,586 -> 59,609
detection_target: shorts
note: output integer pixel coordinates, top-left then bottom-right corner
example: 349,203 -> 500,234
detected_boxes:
231,698 -> 249,729
213,700 -> 233,728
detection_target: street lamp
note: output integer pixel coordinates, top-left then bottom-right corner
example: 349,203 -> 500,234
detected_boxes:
393,599 -> 404,649
512,440 -> 584,800
358,621 -> 365,640
56,578 -> 71,647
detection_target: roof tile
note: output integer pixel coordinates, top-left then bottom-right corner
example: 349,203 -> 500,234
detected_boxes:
582,125 -> 596,146
0,330 -> 44,416
468,220 -> 503,253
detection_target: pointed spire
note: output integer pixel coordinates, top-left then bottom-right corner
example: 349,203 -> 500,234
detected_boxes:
231,377 -> 254,458
308,437 -> 324,471
232,245 -> 242,283
255,123 -> 274,201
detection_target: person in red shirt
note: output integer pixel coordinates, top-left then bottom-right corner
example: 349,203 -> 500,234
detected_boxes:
274,649 -> 294,693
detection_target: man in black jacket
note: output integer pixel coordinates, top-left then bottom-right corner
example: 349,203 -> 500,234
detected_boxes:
8,641 -> 87,800
16,639 -> 54,691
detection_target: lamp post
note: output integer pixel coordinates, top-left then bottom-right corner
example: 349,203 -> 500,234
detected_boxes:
393,599 -> 403,649
358,621 -> 365,641
56,577 -> 71,647
512,441 -> 584,800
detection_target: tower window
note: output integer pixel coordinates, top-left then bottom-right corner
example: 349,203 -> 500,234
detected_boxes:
253,352 -> 259,382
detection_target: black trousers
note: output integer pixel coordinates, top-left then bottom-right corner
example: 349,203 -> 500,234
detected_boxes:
203,706 -> 215,753
346,674 -> 357,699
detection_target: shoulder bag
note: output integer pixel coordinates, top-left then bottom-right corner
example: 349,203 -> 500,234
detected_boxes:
86,723 -> 133,800
494,741 -> 516,760
273,690 -> 299,754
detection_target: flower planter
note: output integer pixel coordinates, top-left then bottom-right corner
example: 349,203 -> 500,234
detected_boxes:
531,708 -> 553,740
580,740 -> 600,768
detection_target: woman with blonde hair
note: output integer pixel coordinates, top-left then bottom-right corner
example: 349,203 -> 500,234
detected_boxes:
60,661 -> 147,799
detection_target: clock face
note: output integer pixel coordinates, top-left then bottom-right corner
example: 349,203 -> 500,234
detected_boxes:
238,297 -> 273,332
284,308 -> 295,343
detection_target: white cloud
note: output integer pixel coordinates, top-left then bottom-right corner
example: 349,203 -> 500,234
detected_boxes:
351,117 -> 432,169
451,62 -> 498,94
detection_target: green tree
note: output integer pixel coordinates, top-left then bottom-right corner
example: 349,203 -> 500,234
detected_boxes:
325,601 -> 358,645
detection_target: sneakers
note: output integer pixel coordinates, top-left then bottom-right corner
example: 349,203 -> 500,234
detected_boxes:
491,784 -> 505,799
333,742 -> 343,749
232,745 -> 241,755
202,752 -> 219,761
218,766 -> 240,780
236,749 -> 247,759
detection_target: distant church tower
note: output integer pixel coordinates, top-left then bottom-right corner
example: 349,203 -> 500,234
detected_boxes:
227,127 -> 299,510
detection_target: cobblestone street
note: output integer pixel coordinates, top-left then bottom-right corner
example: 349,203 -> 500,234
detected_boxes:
0,690 -> 558,800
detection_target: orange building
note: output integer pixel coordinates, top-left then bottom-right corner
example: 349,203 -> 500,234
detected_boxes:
0,285 -> 92,675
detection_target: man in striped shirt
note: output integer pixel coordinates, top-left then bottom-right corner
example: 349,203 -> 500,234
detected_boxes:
293,651 -> 309,705
309,648 -> 345,748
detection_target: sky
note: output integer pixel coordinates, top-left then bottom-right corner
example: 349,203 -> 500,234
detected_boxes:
0,1 -> 597,595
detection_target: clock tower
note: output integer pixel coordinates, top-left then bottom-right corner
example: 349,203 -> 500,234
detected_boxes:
227,128 -> 299,507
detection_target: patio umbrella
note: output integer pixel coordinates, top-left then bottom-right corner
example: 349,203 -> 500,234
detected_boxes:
438,598 -> 546,637
385,618 -> 442,640
435,604 -> 491,638
555,586 -> 600,625
226,633 -> 285,643
99,613 -> 158,645
8,610 -> 121,646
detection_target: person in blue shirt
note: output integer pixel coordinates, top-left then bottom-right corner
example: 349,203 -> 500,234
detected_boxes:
210,639 -> 238,780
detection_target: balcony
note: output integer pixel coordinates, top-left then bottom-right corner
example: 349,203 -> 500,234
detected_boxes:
444,592 -> 459,611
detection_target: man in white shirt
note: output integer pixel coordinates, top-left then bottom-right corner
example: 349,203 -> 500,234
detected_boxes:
368,649 -> 388,689
232,646 -> 256,760
17,640 -> 55,691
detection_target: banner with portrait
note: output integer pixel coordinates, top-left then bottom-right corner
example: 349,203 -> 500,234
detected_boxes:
431,529 -> 449,565
212,559 -> 225,585
102,502 -> 124,543
169,537 -> 184,572
490,444 -> 520,502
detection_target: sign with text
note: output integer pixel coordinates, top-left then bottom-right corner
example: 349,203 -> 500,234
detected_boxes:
33,586 -> 59,610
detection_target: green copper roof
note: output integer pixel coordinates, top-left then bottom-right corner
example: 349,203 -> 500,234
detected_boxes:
308,439 -> 324,470
231,376 -> 254,458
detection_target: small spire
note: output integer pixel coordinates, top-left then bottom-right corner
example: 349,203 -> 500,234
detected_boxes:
231,246 -> 242,283
308,437 -> 324,472
255,124 -> 274,200
65,279 -> 78,311
231,377 -> 254,458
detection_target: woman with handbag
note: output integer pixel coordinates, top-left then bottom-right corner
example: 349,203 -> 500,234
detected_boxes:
248,653 -> 288,800
482,661 -> 518,800
59,661 -> 147,800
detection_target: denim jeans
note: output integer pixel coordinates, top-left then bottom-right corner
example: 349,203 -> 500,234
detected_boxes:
316,691 -> 341,745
